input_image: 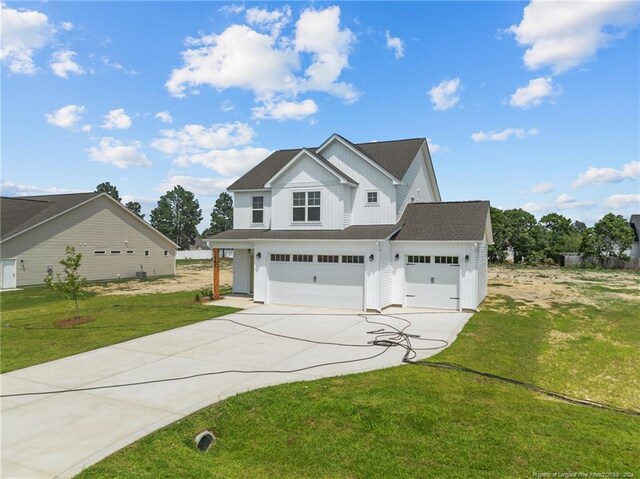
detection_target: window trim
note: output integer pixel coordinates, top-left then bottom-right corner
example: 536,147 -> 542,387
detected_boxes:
252,195 -> 264,225
292,190 -> 321,223
365,190 -> 379,207
144,250 -> 150,257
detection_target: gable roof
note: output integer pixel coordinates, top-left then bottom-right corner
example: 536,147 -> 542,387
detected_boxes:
630,214 -> 640,242
1,192 -> 178,247
1,193 -> 101,239
264,148 -> 358,187
228,137 -> 426,191
392,201 -> 491,242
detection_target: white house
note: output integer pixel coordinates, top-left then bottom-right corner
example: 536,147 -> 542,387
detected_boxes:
207,134 -> 492,312
0,192 -> 177,289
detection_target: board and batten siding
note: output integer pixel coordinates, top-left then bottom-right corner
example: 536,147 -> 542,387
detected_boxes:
390,241 -> 478,310
396,148 -> 437,220
232,249 -> 252,294
476,240 -> 488,306
379,240 -> 393,309
1,196 -> 175,286
233,191 -> 271,229
270,154 -> 347,230
320,141 -> 397,225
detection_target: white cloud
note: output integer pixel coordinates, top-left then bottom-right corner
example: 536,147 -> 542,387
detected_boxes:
521,202 -> 547,213
252,98 -> 318,121
88,137 -> 151,169
385,30 -> 404,59
221,100 -> 235,112
471,128 -> 538,142
508,1 -> 638,74
121,194 -> 156,205
61,21 -> 74,31
81,124 -> 92,132
102,108 -> 132,130
571,161 -> 639,188
555,193 -> 596,209
428,78 -> 461,111
509,76 -> 560,108
151,122 -> 255,155
45,104 -> 86,129
50,50 -> 86,79
156,175 -> 237,196
522,182 -> 554,194
245,5 -> 291,37
155,111 -> 173,124
0,179 -> 80,196
604,193 -> 640,209
1,4 -> 55,74
426,138 -> 449,154
174,147 -> 271,177
166,6 -> 357,118
101,56 -> 138,75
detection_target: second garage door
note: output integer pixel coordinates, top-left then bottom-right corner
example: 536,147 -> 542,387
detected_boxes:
405,255 -> 460,310
268,254 -> 364,310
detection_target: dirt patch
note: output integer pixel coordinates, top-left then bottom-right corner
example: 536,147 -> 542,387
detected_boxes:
88,260 -> 232,296
488,266 -> 639,309
56,316 -> 95,328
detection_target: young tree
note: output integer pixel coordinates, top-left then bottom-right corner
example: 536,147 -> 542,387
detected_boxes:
579,227 -> 602,262
540,212 -> 573,259
125,201 -> 145,219
44,246 -> 87,318
95,182 -> 121,202
150,185 -> 202,249
207,192 -> 233,235
593,213 -> 634,258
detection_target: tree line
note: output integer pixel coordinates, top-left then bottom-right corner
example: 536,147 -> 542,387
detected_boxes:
489,207 -> 635,265
94,182 -> 233,250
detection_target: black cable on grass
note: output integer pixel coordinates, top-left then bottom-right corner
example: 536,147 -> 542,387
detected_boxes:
410,361 -> 640,417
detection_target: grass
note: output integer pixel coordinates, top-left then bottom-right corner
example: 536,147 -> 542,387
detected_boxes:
78,271 -> 640,478
0,286 -> 236,373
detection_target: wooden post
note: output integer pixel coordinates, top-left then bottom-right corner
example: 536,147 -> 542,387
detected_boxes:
213,248 -> 221,300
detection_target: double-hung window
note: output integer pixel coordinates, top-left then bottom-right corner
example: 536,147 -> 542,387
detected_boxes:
252,196 -> 264,224
366,191 -> 379,205
293,191 -> 321,222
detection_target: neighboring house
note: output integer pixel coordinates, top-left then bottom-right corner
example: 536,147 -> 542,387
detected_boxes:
0,192 -> 177,289
207,134 -> 492,312
630,215 -> 639,259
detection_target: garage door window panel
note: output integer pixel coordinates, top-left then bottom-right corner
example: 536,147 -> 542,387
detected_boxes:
435,256 -> 459,265
318,255 -> 339,263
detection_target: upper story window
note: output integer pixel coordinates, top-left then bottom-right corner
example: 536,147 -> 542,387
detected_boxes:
367,191 -> 379,205
252,196 -> 264,224
293,191 -> 321,222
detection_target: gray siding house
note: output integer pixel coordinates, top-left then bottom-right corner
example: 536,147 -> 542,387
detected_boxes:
0,192 -> 177,288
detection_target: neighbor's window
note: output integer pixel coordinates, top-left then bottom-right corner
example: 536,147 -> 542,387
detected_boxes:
293,191 -> 321,222
94,250 -> 106,255
144,250 -> 150,257
367,191 -> 379,205
434,256 -> 459,264
164,250 -> 168,256
110,250 -> 121,255
127,250 -> 134,255
252,196 -> 264,224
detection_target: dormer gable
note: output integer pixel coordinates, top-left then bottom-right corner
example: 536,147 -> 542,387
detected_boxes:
264,148 -> 358,188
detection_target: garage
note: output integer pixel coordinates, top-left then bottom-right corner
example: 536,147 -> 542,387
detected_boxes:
268,254 -> 365,310
405,255 -> 460,310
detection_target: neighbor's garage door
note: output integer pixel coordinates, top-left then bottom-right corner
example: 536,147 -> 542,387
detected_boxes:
405,255 -> 459,310
268,254 -> 364,310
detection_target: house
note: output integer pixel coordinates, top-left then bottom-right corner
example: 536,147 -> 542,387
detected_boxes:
206,134 -> 492,312
0,192 -> 177,289
630,215 -> 639,259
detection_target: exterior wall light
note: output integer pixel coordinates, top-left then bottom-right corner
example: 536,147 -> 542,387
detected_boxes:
256,252 -> 262,259
369,254 -> 375,262
465,255 -> 469,262
394,253 -> 400,261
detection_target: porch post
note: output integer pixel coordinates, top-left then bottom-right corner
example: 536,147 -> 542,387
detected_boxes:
213,248 -> 221,300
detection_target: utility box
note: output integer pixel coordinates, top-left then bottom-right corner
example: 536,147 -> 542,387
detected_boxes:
135,271 -> 147,279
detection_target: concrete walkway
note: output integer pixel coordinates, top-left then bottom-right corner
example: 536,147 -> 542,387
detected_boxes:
1,305 -> 471,478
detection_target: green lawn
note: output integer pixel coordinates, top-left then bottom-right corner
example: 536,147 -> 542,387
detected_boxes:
78,271 -> 640,478
0,286 -> 236,373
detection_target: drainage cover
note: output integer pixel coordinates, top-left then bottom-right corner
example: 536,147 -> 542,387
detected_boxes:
194,431 -> 216,452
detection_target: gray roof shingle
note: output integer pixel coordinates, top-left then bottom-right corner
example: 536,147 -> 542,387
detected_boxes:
228,137 -> 425,191
392,201 -> 491,242
1,193 -> 101,240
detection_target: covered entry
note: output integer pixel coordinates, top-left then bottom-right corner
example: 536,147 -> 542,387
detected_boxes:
405,255 -> 460,310
268,255 -> 365,310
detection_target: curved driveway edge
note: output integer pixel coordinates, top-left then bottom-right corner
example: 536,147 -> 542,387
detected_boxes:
1,304 -> 471,478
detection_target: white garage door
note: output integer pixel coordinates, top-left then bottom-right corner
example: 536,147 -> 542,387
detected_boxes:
0,259 -> 17,290
268,255 -> 364,310
405,255 -> 459,310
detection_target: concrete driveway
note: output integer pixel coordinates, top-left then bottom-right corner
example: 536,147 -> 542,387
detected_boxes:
1,304 -> 471,478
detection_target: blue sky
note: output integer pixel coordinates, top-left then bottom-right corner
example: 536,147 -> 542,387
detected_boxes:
2,1 -> 639,229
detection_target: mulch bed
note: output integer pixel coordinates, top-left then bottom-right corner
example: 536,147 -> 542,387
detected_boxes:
55,316 -> 95,328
